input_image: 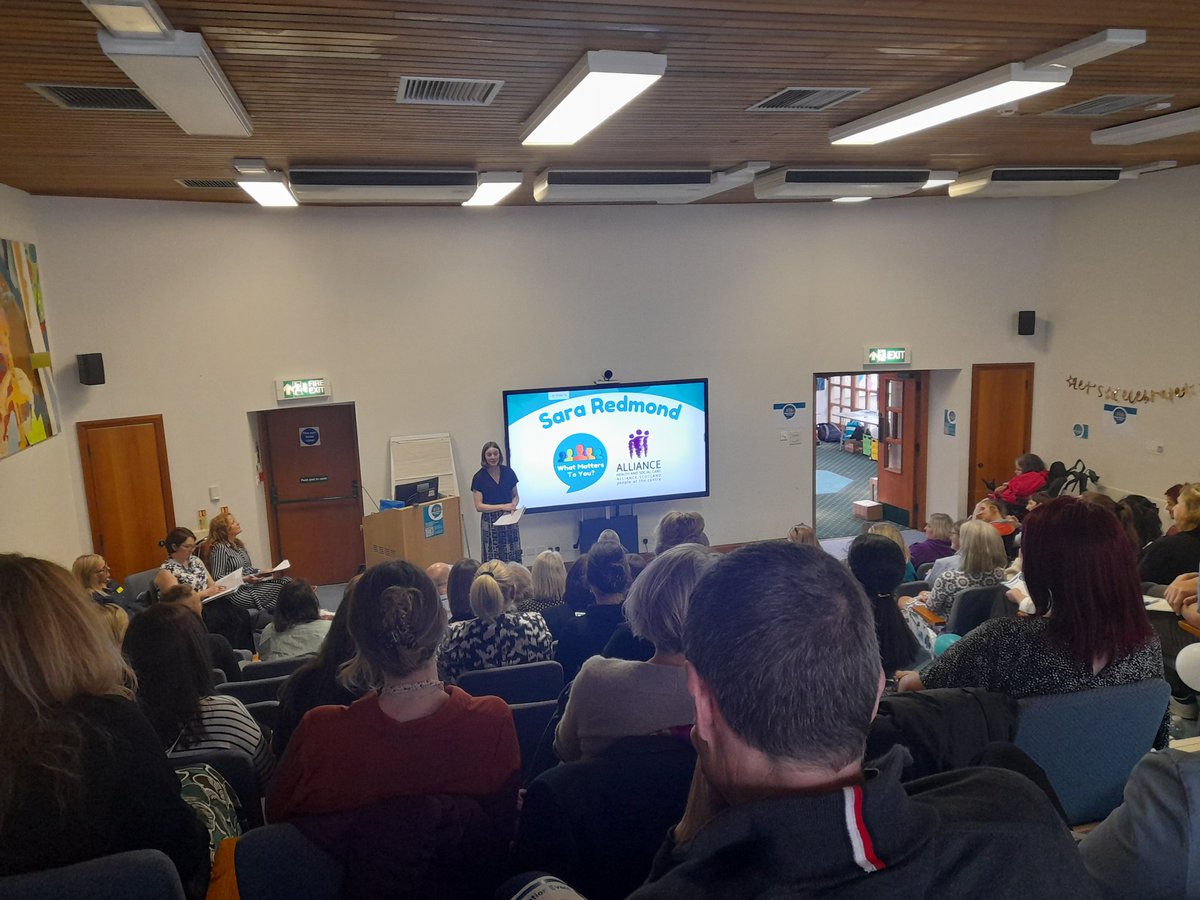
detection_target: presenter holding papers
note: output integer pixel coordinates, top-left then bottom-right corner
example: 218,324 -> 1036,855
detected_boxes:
471,441 -> 523,563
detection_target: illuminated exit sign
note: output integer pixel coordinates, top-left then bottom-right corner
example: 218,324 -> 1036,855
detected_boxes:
864,347 -> 910,366
276,377 -> 331,401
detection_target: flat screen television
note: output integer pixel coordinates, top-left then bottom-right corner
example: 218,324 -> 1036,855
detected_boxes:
502,379 -> 709,513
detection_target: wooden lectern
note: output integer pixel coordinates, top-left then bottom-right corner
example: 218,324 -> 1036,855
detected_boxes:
362,496 -> 463,571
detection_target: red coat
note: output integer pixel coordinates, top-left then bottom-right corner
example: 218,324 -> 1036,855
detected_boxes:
998,469 -> 1049,505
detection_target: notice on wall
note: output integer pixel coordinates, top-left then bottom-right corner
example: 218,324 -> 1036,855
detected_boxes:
943,409 -> 957,437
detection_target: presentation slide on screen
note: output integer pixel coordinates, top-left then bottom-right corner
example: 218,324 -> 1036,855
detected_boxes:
504,381 -> 708,512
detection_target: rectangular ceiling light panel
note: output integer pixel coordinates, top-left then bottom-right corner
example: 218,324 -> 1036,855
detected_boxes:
522,50 -> 666,146
98,30 -> 251,136
463,172 -> 522,206
830,63 -> 1071,145
83,0 -> 172,38
288,168 -> 479,204
1091,106 -> 1200,145
754,168 -> 931,200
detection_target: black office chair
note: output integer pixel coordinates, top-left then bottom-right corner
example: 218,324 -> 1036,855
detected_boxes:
169,744 -> 263,829
458,660 -> 564,704
216,674 -> 290,705
245,700 -> 281,731
510,700 -> 559,780
946,585 -> 1010,637
240,655 -> 313,680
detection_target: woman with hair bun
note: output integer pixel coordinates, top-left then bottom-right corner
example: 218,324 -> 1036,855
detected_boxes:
266,559 -> 520,824
153,526 -> 222,600
438,561 -> 554,683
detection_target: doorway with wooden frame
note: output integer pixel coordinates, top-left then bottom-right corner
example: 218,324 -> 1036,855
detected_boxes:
812,371 -> 929,540
77,414 -> 175,582
257,402 -> 366,586
968,363 -> 1035,511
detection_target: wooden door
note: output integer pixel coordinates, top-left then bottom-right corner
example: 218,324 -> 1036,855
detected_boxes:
876,372 -> 929,528
77,415 -> 175,582
968,363 -> 1034,510
260,403 -> 365,585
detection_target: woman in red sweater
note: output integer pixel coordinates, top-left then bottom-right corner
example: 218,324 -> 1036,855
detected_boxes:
266,559 -> 520,823
993,453 -> 1050,509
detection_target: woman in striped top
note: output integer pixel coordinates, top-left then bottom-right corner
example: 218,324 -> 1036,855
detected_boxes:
123,603 -> 275,790
201,512 -> 288,615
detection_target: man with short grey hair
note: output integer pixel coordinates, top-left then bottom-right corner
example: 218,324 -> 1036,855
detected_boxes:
631,540 -> 1095,898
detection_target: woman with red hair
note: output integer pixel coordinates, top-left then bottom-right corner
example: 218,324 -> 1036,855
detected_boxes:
899,497 -> 1164,743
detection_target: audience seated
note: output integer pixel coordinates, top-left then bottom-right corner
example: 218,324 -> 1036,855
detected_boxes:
256,580 -> 330,662
446,557 -> 480,624
554,542 -> 631,680
0,554 -> 208,887
519,550 -> 567,616
926,518 -> 966,584
906,513 -> 955,567
438,561 -> 553,682
1164,483 -> 1184,536
507,561 -> 535,607
272,579 -> 363,756
990,452 -> 1049,508
265,560 -> 520,892
1139,482 -> 1200,585
1114,493 -> 1162,558
72,553 -> 143,616
654,511 -> 708,554
555,544 -> 715,762
846,534 -> 921,688
95,602 -> 129,645
785,522 -> 819,547
626,541 -> 1091,898
899,497 -> 1167,750
972,498 -> 1019,557
154,526 -> 249,651
425,561 -> 451,609
867,522 -> 917,582
157,584 -> 242,683
123,604 -> 275,790
199,512 -> 288,618
906,520 -> 1007,618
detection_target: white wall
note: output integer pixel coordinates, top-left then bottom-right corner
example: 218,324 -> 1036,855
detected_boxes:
3,166 -> 1195,571
0,184 -> 91,560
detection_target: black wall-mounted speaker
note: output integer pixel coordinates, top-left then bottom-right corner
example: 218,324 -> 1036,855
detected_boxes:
1017,310 -> 1036,336
77,353 -> 105,385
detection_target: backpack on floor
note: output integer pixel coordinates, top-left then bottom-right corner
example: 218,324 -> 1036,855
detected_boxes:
816,422 -> 842,443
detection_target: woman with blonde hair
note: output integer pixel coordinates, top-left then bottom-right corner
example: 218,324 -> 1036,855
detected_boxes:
655,511 -> 708,554
439,560 -> 554,682
72,553 -> 142,615
907,513 -> 956,568
200,510 -> 288,616
905,520 -> 1007,618
1141,483 -> 1200,585
0,554 -> 207,882
786,523 -> 819,548
520,549 -> 567,615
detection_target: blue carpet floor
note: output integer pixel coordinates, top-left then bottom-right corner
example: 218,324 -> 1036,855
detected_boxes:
815,442 -> 879,540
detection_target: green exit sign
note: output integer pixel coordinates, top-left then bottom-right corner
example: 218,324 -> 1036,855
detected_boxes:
276,377 -> 331,401
865,347 -> 910,365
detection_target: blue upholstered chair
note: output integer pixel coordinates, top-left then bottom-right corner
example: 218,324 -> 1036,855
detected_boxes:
215,674 -> 290,705
1014,678 -> 1170,825
945,585 -> 1009,637
457,660 -> 564,704
0,849 -> 185,900
510,699 -> 560,780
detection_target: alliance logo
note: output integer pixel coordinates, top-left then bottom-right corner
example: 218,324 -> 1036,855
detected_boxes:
554,433 -> 607,493
627,429 -> 650,459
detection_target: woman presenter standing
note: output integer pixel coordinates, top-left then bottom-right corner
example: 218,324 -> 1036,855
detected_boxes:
472,441 -> 522,563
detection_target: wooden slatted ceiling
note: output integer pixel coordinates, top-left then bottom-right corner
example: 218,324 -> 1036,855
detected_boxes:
0,0 -> 1198,204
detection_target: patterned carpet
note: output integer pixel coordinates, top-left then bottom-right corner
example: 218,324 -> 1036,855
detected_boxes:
815,442 -> 879,540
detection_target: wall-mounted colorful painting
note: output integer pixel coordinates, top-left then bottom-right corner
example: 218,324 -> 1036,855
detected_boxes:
1,238 -> 59,459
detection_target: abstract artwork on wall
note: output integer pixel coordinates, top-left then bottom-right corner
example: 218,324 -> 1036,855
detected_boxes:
0,238 -> 59,459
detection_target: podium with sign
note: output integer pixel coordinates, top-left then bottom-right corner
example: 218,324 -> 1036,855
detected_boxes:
362,495 -> 463,571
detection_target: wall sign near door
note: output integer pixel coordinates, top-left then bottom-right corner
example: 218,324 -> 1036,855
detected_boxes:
865,346 -> 910,366
300,475 -> 329,484
299,427 -> 321,446
276,377 -> 331,401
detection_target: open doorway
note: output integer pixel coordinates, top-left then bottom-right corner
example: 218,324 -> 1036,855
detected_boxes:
812,371 -> 929,542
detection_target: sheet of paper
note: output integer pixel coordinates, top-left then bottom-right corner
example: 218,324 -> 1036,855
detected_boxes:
1144,597 -> 1173,613
494,506 -> 524,526
262,559 -> 290,574
214,567 -> 244,591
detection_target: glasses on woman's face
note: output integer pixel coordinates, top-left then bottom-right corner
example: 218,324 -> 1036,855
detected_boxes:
180,542 -> 196,552
93,565 -> 110,575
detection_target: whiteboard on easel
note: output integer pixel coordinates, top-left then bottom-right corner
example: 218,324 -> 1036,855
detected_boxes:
388,433 -> 459,499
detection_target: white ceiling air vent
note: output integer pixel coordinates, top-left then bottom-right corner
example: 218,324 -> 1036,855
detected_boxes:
1043,94 -> 1173,117
754,168 -> 930,200
747,86 -> 868,112
27,83 -> 157,111
534,169 -> 714,204
949,167 -> 1123,198
287,168 -> 478,204
175,178 -> 240,189
396,76 -> 503,106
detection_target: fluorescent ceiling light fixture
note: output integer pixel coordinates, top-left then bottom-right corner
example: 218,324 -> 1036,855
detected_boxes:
1091,106 -> 1200,145
922,170 -> 958,189
234,163 -> 297,207
97,30 -> 252,136
832,196 -> 872,203
82,0 -> 171,38
463,172 -> 522,206
522,50 -> 666,146
830,63 -> 1071,145
1024,29 -> 1145,71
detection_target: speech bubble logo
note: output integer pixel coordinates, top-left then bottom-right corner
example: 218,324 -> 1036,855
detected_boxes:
554,433 -> 607,493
